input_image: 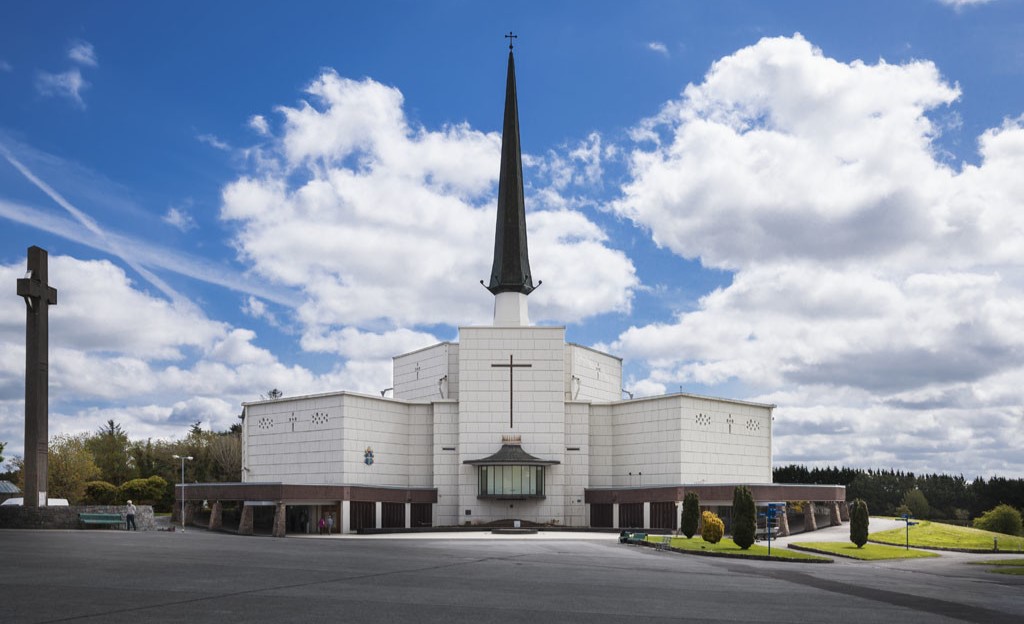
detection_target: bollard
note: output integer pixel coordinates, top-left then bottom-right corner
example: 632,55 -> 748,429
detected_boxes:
994,537 -> 998,552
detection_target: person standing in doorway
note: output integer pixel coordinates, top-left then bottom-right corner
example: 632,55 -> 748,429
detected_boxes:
327,513 -> 335,535
125,500 -> 137,531
318,516 -> 325,535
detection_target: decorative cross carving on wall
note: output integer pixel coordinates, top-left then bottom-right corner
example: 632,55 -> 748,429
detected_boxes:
414,363 -> 421,380
491,354 -> 532,428
726,415 -> 735,434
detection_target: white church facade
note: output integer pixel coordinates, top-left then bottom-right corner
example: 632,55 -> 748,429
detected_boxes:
179,43 -> 844,536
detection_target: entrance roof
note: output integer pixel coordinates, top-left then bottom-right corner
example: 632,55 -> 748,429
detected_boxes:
463,443 -> 560,466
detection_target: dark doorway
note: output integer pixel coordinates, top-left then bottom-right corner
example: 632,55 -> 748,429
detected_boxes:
650,502 -> 677,530
411,503 -> 432,527
382,502 -> 405,528
590,503 -> 613,528
618,503 -> 643,529
350,501 -> 375,532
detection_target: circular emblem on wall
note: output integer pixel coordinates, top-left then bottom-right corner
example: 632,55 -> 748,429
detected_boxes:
364,447 -> 374,465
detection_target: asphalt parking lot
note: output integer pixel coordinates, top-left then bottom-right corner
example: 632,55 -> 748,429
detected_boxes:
2,528 -> 1022,623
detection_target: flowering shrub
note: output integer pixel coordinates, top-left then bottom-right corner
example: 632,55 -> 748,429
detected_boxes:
701,510 -> 724,544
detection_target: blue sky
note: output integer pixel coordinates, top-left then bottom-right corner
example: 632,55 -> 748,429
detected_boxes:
2,0 -> 1024,478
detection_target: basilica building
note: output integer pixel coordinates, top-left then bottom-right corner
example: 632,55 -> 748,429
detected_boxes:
179,44 -> 845,536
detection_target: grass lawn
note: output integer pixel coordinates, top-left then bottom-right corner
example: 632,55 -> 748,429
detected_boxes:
644,535 -> 831,562
869,520 -> 1024,552
789,541 -> 938,560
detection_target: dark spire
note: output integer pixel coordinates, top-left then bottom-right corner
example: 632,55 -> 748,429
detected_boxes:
485,41 -> 537,296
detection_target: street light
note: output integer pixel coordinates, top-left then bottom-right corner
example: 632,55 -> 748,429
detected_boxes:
171,455 -> 193,532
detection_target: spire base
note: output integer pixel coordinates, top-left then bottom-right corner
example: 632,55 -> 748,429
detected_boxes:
494,292 -> 530,327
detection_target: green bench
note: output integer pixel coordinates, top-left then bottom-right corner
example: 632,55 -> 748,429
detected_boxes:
79,513 -> 124,529
618,531 -> 648,544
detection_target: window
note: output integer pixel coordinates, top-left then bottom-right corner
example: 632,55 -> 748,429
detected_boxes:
477,465 -> 545,498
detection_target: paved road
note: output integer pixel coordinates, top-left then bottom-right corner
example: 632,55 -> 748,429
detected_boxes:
2,528 -> 1021,623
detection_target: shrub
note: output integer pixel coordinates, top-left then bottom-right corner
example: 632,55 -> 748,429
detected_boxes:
973,504 -> 1023,536
119,475 -> 168,504
701,511 -> 724,544
902,489 -> 930,519
83,481 -> 119,505
849,499 -> 869,548
731,486 -> 756,549
681,492 -> 700,539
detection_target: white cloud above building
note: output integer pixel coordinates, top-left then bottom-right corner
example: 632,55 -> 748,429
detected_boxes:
607,34 -> 1024,475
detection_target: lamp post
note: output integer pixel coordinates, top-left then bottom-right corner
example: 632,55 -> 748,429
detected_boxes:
171,455 -> 193,532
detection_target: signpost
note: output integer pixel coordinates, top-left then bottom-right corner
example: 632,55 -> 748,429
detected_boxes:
899,513 -> 917,550
759,503 -> 783,557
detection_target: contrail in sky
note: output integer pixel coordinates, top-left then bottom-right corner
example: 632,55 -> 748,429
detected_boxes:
1,145 -> 190,307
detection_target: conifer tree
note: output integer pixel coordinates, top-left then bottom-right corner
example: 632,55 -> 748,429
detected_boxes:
732,485 -> 757,549
681,491 -> 700,538
850,499 -> 870,548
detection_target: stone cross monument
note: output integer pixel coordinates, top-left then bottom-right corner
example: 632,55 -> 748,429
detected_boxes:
16,246 -> 58,507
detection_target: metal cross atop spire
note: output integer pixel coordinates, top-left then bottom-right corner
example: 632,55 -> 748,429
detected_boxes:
505,31 -> 517,50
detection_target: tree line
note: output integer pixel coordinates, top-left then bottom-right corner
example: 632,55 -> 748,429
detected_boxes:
1,419 -> 240,511
774,464 -> 1024,522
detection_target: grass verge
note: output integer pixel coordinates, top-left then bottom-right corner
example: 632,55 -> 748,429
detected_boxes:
789,541 -> 938,560
643,535 -> 831,562
869,520 -> 1024,552
967,558 -> 1024,576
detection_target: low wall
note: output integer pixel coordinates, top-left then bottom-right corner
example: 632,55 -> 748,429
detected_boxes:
0,505 -> 156,530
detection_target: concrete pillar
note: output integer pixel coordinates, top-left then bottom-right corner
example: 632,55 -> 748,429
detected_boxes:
208,501 -> 223,531
612,503 -> 619,529
238,504 -> 254,536
341,500 -> 351,534
404,502 -> 411,529
642,502 -> 651,530
840,501 -> 850,522
830,502 -> 842,527
777,508 -> 790,537
272,501 -> 286,538
804,503 -> 817,533
184,501 -> 197,528
375,501 -> 383,529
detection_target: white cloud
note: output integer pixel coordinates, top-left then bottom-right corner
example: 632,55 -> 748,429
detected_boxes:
0,255 -> 354,457
648,41 -> 669,57
68,40 -> 98,67
248,114 -> 270,136
0,60 -> 12,72
221,70 -> 638,339
241,296 -> 281,328
197,134 -> 230,151
609,34 -> 1024,475
162,206 -> 196,232
937,0 -> 994,9
35,68 -> 89,107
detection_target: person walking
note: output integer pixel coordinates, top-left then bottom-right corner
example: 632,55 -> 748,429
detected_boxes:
326,513 -> 335,535
318,516 -> 325,535
125,500 -> 137,531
